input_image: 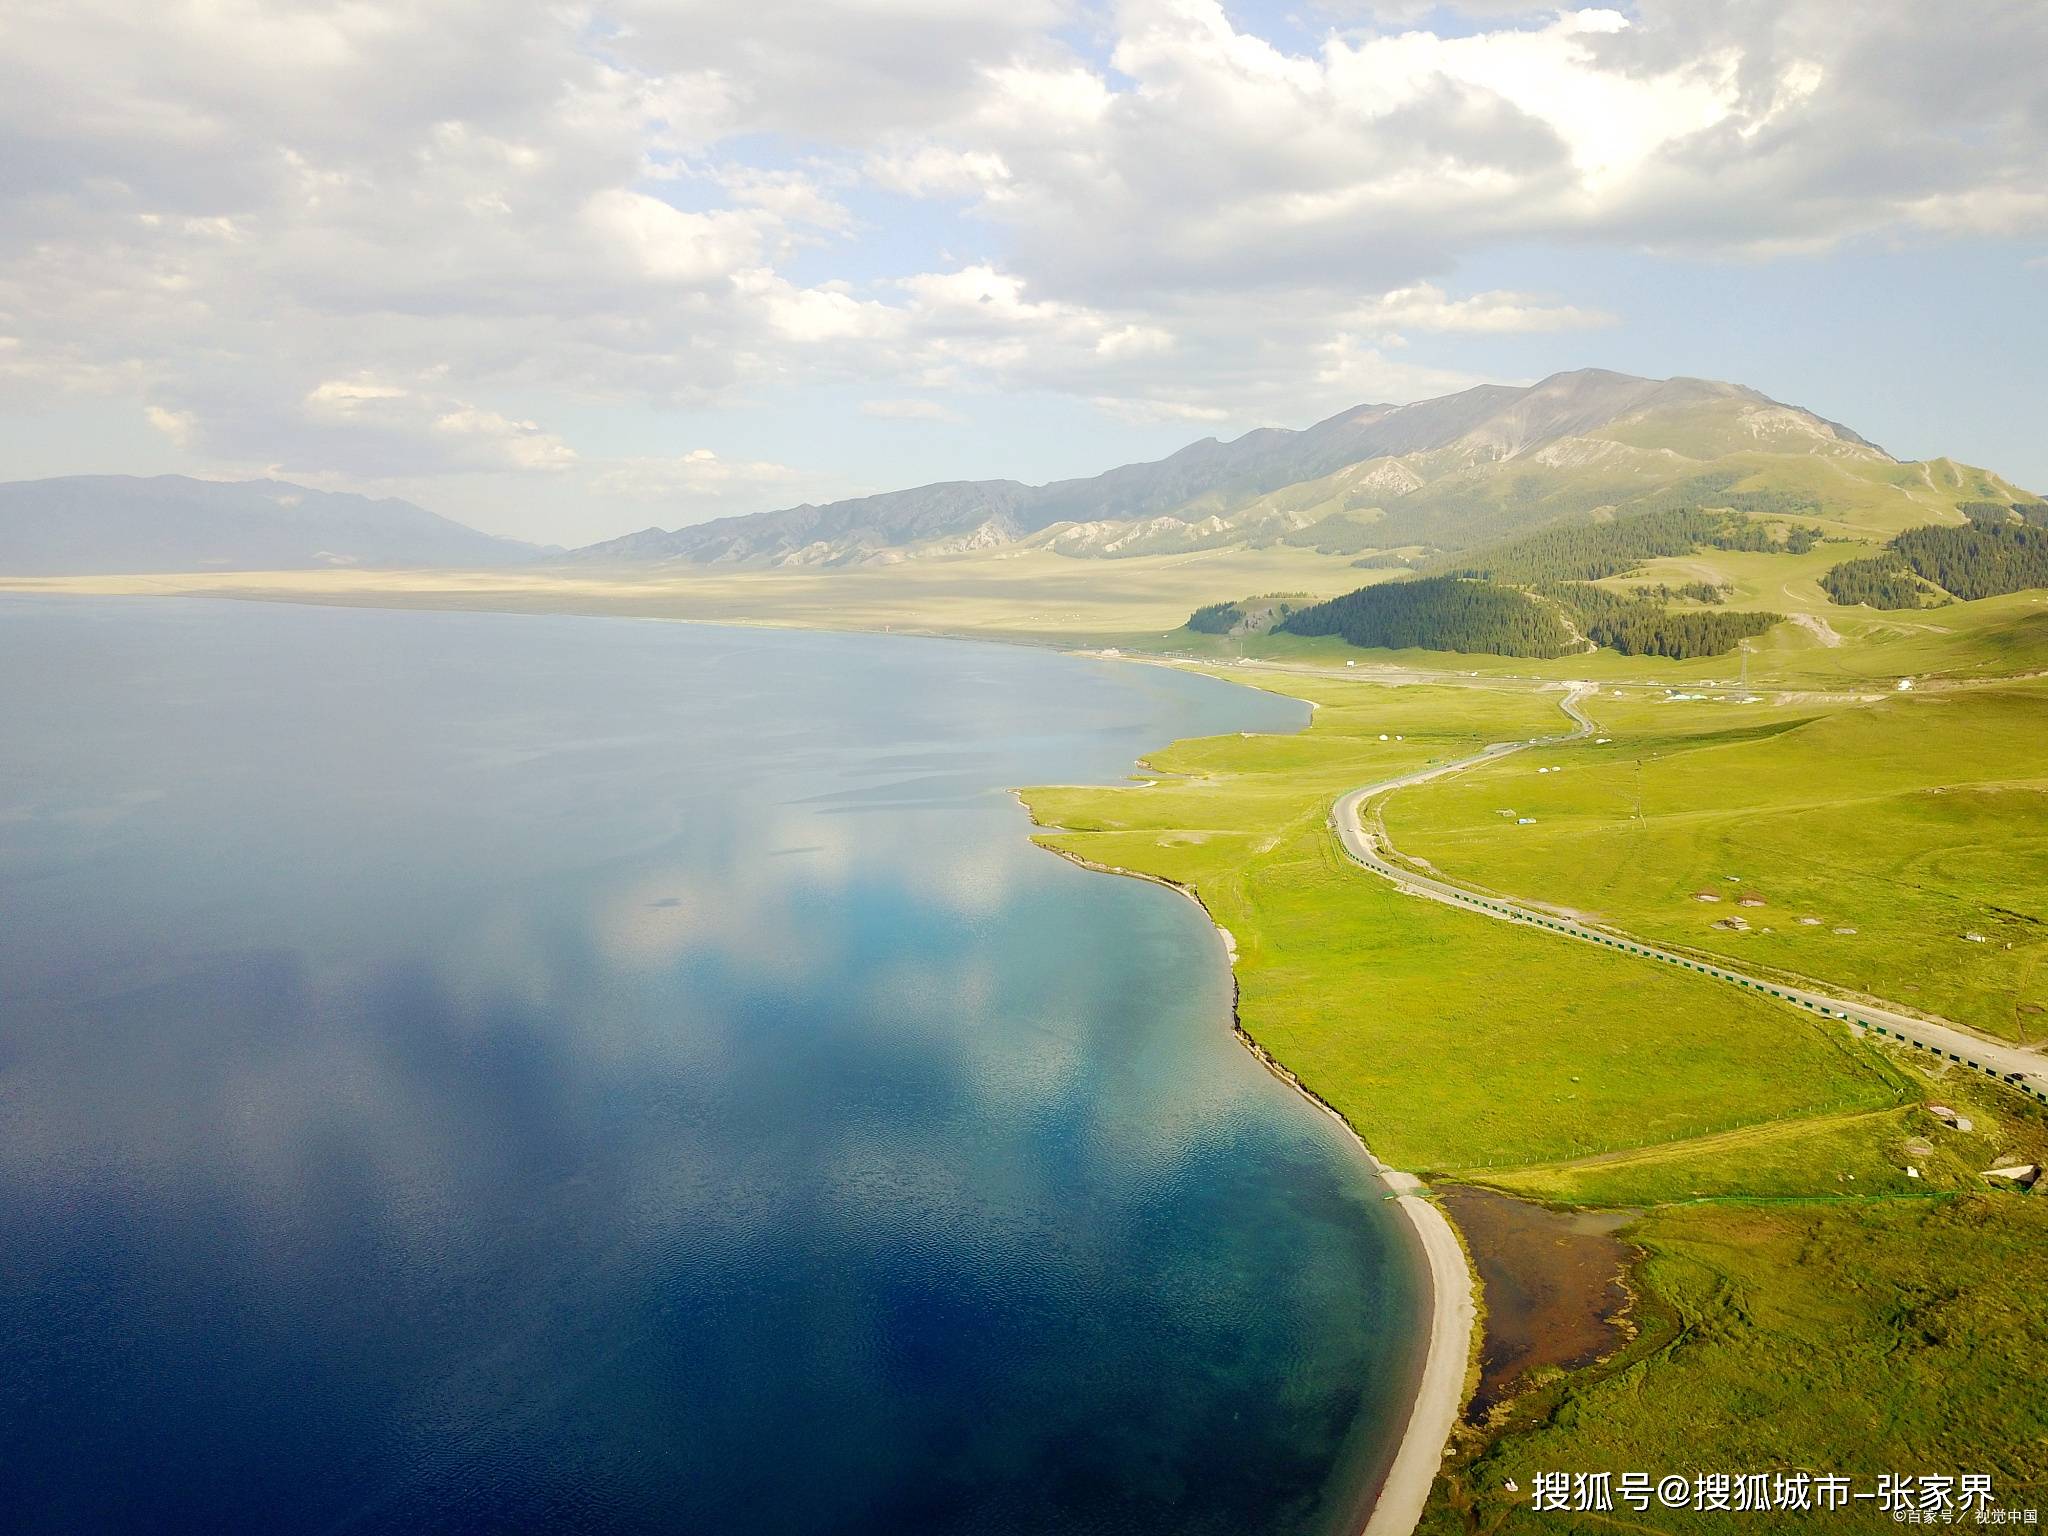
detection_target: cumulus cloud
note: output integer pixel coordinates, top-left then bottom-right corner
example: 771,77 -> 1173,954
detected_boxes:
0,0 -> 2040,536
583,449 -> 848,521
290,377 -> 575,474
431,407 -> 579,472
588,448 -> 802,499
1341,283 -> 1614,335
143,404 -> 197,448
861,399 -> 968,423
583,191 -> 769,284
1313,339 -> 1500,402
1090,397 -> 1232,425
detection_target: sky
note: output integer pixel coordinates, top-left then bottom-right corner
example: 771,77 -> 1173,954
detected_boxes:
1,0 -> 2044,546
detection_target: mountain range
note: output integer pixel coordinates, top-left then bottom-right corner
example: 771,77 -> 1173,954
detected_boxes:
570,369 -> 1893,568
2,371 -> 2033,579
0,475 -> 541,575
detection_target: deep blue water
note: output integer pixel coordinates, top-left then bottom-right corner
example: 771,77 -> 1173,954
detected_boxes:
0,598 -> 1419,1536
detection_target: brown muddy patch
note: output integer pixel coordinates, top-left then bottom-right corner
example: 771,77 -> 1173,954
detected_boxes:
1438,1186 -> 1635,1422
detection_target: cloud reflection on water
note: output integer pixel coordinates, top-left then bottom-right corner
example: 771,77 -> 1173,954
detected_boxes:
0,599 -> 1412,1536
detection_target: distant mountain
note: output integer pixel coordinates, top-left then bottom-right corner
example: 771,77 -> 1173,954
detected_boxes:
0,475 -> 541,575
568,370 -> 1890,568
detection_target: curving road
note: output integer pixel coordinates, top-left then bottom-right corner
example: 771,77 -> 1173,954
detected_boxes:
1329,684 -> 2048,1104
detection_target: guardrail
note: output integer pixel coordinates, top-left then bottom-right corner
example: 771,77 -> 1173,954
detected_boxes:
1438,887 -> 2048,1107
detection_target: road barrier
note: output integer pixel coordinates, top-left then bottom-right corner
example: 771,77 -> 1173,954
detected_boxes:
1440,876 -> 2048,1106
1349,698 -> 2048,1113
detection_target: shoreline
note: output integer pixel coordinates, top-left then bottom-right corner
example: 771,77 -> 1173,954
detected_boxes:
1027,834 -> 1475,1536
40,582 -> 1479,1531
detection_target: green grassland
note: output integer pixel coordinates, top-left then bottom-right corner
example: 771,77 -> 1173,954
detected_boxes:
1383,682 -> 2048,1041
1024,675 -> 1916,1179
1147,536 -> 2048,686
1477,1046 -> 2048,1206
1022,665 -> 2048,1534
1421,1195 -> 2048,1535
1020,677 -> 1904,1171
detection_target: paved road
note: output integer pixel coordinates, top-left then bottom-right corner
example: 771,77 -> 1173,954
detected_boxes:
1330,684 -> 2048,1104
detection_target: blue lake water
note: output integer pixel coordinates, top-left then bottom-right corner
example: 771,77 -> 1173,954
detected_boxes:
0,597 -> 1419,1535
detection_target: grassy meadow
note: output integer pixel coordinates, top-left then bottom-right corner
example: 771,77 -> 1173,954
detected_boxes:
1419,1194 -> 2048,1535
1383,681 -> 2048,1042
1021,664 -> 2048,1533
1020,677 -> 1904,1172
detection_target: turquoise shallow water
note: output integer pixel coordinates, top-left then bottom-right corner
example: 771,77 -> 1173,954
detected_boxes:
0,597 -> 1420,1536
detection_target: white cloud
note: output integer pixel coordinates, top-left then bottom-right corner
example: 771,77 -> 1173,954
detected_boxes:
739,270 -> 907,343
0,0 -> 2041,538
304,380 -> 413,419
863,146 -> 1013,199
861,398 -> 967,423
716,167 -> 856,232
585,449 -> 841,517
1090,396 -> 1231,425
1313,338 -> 1500,403
143,404 -> 196,447
1900,187 -> 2048,238
290,377 -> 576,474
432,407 -> 577,472
1095,324 -> 1174,359
582,190 -> 767,285
1342,283 -> 1614,334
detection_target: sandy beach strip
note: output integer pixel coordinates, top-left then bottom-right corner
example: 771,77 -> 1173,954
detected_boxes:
1026,831 -> 1474,1536
1359,1171 -> 1474,1536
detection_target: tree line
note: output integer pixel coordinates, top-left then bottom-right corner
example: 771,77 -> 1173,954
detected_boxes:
1960,499 -> 2048,529
1627,470 -> 1822,519
1541,583 -> 1782,659
1629,581 -> 1730,605
1446,507 -> 1820,585
1186,600 -> 1244,633
1278,577 -> 1575,658
1820,521 -> 2048,608
1816,556 -> 1934,610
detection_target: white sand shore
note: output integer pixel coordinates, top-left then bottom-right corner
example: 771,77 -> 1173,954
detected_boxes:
1023,832 -> 1474,1536
1360,1172 -> 1474,1536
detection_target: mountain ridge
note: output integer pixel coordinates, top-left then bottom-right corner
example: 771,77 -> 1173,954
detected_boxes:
0,474 -> 542,575
567,369 -> 1888,569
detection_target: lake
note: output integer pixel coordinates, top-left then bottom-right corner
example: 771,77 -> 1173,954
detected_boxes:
0,597 -> 1420,1535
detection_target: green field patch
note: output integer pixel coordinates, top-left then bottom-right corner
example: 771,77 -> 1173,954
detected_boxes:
1388,684 -> 2048,1040
1468,1082 -> 2046,1206
1020,675 -> 1902,1173
1424,1196 -> 2048,1535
